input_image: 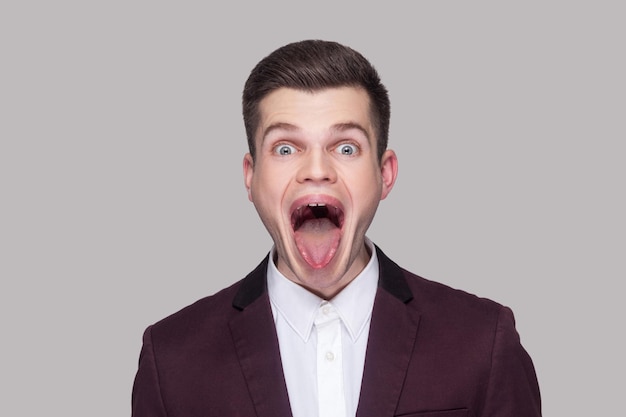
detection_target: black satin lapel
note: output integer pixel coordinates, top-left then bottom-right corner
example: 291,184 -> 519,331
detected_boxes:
375,245 -> 413,303
356,289 -> 421,417
229,294 -> 293,417
232,254 -> 270,310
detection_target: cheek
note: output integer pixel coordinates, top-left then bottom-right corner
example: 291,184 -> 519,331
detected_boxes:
347,166 -> 382,194
349,171 -> 384,214
251,175 -> 287,215
256,176 -> 287,201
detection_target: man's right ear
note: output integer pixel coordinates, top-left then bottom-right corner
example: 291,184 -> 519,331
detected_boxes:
243,153 -> 254,202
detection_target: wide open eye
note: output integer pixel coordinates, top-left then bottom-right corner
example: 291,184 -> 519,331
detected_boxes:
335,143 -> 358,156
275,144 -> 296,155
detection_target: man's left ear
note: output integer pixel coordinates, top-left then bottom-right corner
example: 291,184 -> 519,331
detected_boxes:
380,149 -> 398,200
243,153 -> 254,202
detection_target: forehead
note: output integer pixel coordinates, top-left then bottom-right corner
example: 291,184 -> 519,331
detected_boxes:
256,87 -> 374,140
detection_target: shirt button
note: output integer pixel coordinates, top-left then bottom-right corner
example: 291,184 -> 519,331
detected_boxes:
325,351 -> 335,361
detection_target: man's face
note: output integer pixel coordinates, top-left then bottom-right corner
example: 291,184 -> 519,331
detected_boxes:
243,87 -> 397,298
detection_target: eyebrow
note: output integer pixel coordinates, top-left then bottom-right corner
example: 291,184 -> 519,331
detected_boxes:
261,121 -> 371,143
261,122 -> 299,143
330,122 -> 371,141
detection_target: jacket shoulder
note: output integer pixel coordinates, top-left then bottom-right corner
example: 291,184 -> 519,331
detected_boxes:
148,254 -> 270,341
148,279 -> 244,344
400,267 -> 508,330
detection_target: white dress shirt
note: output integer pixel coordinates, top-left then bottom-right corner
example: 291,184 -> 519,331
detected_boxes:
267,240 -> 379,417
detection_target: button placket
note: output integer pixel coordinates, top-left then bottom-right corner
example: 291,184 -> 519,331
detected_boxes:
314,302 -> 346,417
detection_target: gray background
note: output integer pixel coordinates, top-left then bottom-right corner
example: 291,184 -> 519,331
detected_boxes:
1,1 -> 624,416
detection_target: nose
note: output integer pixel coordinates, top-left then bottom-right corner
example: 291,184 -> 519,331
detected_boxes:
296,149 -> 337,184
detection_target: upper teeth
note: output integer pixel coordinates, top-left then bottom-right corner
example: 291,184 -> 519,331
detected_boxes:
308,203 -> 326,207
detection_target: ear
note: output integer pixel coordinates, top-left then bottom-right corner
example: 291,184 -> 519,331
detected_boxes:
243,153 -> 254,202
379,149 -> 398,200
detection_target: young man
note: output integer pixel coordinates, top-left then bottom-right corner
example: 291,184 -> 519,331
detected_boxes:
132,40 -> 541,417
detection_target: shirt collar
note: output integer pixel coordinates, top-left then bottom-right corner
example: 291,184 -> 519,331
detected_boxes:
267,239 -> 379,343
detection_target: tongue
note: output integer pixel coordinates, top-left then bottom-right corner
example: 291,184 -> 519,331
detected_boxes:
294,218 -> 341,269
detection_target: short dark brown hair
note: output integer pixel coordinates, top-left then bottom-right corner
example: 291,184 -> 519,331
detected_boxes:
242,40 -> 390,161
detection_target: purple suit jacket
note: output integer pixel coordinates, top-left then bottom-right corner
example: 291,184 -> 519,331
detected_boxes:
132,247 -> 541,417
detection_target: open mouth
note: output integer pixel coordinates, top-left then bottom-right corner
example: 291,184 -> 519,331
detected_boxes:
291,203 -> 344,231
290,201 -> 345,269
